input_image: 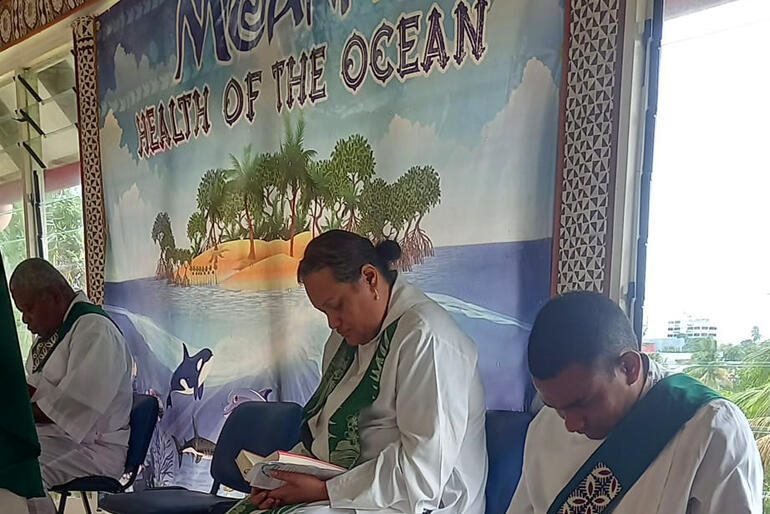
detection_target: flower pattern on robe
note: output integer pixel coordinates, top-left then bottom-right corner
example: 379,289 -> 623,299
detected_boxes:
30,334 -> 60,373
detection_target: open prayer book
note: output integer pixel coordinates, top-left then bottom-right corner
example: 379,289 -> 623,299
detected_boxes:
236,449 -> 346,490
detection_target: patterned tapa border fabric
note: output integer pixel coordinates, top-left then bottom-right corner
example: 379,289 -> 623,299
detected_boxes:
0,0 -> 89,50
72,15 -> 106,306
553,0 -> 626,296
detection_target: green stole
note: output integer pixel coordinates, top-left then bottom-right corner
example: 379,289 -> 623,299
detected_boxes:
547,374 -> 721,514
30,302 -> 116,374
225,320 -> 401,514
0,257 -> 44,498
301,318 -> 400,468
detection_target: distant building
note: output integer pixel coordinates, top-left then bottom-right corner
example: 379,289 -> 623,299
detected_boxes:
667,316 -> 718,340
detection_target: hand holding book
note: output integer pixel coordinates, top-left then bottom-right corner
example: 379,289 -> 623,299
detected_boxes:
261,470 -> 328,506
230,450 -> 341,513
227,474 -> 330,514
236,450 -> 345,490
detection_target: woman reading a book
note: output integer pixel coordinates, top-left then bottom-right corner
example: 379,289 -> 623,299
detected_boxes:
233,230 -> 487,514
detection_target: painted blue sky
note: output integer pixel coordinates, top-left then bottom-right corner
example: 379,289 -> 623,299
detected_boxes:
97,0 -> 563,282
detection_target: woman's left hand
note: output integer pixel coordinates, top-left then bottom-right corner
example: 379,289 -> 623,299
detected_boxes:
263,470 -> 329,507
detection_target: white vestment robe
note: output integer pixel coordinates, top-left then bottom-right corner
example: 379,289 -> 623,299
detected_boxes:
251,275 -> 488,514
0,489 -> 28,513
25,292 -> 133,514
508,359 -> 764,514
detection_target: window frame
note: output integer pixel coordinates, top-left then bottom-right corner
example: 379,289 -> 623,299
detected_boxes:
0,46 -> 83,267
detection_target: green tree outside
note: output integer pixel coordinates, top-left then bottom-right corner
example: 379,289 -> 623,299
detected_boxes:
675,329 -> 770,507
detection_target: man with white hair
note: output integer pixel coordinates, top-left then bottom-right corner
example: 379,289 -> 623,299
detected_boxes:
10,258 -> 133,514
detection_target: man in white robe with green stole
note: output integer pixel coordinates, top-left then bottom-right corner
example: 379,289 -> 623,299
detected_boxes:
10,259 -> 133,514
228,231 -> 487,514
508,292 -> 763,514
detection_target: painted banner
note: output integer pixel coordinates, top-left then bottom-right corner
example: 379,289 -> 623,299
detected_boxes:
97,0 -> 562,491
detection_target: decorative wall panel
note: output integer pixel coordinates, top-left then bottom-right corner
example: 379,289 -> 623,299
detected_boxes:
553,0 -> 626,295
72,15 -> 105,305
0,0 -> 89,50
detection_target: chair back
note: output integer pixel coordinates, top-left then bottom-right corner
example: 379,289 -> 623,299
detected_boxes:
484,410 -> 532,514
125,394 -> 160,478
210,401 -> 302,493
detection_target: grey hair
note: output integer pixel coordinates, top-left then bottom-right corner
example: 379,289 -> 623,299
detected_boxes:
9,258 -> 74,297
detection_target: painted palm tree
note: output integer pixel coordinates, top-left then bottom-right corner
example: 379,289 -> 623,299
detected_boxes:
278,114 -> 316,256
321,162 -> 352,231
258,153 -> 281,216
196,169 -> 228,250
304,160 -> 332,238
251,152 -> 287,240
187,211 -> 206,256
151,212 -> 175,279
228,144 -> 262,261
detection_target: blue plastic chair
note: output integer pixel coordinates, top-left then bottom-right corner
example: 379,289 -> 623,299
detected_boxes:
98,401 -> 302,514
484,410 -> 532,514
51,394 -> 159,514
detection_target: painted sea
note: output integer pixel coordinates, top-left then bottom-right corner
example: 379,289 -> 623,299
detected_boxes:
105,239 -> 551,492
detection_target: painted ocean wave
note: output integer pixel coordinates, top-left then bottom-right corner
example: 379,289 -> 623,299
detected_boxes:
106,287 -> 531,385
106,305 -> 186,369
427,293 -> 533,330
105,303 -> 326,387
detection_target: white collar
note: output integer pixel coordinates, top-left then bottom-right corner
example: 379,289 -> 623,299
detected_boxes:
61,290 -> 90,321
364,274 -> 430,345
640,353 -> 668,398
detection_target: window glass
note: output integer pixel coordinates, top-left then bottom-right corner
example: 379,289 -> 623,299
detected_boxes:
644,1 -> 770,507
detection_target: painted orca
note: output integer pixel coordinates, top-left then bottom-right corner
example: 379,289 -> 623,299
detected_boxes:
172,417 -> 216,466
166,343 -> 214,408
223,387 -> 273,417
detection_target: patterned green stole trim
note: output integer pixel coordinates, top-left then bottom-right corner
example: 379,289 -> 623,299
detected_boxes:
301,318 -> 400,469
30,302 -> 116,374
547,374 -> 721,514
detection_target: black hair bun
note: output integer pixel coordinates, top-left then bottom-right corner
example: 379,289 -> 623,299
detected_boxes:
375,240 -> 402,263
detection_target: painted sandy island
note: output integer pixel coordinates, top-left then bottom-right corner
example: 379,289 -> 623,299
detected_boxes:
175,231 -> 313,291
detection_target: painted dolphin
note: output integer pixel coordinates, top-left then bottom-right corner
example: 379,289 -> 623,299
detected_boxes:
172,417 -> 216,466
166,343 -> 214,408
223,387 -> 273,417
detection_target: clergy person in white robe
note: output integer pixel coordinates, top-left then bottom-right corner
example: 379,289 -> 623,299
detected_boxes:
508,292 -> 763,514
230,230 -> 487,514
10,259 -> 133,514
